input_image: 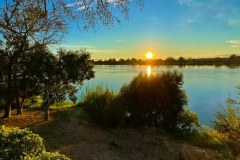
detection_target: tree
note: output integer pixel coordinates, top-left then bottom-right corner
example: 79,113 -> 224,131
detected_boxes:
18,48 -> 94,120
0,0 -> 143,118
41,49 -> 94,120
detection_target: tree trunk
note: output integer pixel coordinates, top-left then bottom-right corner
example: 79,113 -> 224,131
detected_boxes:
2,100 -> 11,118
16,96 -> 20,115
44,107 -> 49,121
17,105 -> 22,115
44,88 -> 51,121
17,98 -> 25,115
3,57 -> 14,118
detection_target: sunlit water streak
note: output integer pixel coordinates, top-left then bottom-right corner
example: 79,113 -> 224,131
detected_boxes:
78,65 -> 240,125
147,65 -> 151,77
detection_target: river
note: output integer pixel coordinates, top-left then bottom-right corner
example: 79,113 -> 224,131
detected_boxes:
77,65 -> 240,125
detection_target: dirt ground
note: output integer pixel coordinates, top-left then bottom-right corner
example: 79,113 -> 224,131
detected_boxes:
0,109 -> 220,160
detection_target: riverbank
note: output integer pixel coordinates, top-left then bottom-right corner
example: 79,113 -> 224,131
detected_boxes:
0,107 -> 220,160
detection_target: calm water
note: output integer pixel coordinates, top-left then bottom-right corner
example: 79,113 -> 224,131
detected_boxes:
78,65 -> 240,125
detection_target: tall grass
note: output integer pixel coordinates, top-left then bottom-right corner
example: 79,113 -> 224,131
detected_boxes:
81,85 -> 127,127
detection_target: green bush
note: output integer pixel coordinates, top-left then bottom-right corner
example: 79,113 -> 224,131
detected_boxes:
0,126 -> 69,160
213,98 -> 240,155
178,108 -> 199,131
0,126 -> 44,160
119,71 -> 188,130
81,86 -> 127,127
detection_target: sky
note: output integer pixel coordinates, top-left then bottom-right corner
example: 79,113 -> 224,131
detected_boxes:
44,1 -> 240,59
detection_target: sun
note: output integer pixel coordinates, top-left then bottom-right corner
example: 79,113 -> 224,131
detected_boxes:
146,52 -> 153,59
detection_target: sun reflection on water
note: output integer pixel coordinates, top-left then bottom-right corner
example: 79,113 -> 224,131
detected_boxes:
147,65 -> 151,77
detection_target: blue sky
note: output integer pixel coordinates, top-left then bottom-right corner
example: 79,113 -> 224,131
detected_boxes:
10,0 -> 240,59
56,0 -> 240,59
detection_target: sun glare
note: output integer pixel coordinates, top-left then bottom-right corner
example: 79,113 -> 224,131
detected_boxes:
146,52 -> 153,59
147,65 -> 151,77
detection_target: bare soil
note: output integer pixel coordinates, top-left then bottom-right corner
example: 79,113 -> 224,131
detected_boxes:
0,108 -> 220,160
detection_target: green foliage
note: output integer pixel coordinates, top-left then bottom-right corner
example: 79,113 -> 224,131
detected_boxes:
187,127 -> 226,149
82,86 -> 127,127
18,48 -> 95,120
178,108 -> 200,131
119,71 -> 188,130
0,126 -> 44,160
33,151 -> 70,160
0,126 -> 69,160
213,98 -> 240,155
24,96 -> 44,109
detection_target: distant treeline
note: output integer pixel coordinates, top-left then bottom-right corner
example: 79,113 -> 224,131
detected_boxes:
93,54 -> 240,66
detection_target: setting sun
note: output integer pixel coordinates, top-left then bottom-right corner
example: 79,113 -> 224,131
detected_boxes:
146,52 -> 153,59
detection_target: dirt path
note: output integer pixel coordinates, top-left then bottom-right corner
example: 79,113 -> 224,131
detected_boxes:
0,109 -> 219,160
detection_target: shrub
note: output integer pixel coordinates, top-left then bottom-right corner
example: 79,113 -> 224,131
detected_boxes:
178,108 -> 199,131
81,86 -> 127,127
213,98 -> 240,155
0,126 -> 44,160
119,71 -> 188,130
0,126 -> 69,160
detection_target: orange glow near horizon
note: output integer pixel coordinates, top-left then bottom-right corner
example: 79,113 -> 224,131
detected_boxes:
146,52 -> 153,59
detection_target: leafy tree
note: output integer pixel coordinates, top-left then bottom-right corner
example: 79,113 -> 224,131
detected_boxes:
19,48 -> 94,120
0,0 -> 143,118
120,71 -> 188,130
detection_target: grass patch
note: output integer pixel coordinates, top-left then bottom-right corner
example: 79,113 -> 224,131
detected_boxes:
24,96 -> 77,111
172,126 -> 227,149
189,129 -> 226,148
50,101 -> 77,110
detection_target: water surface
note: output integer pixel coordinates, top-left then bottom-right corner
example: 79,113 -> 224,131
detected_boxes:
78,65 -> 240,125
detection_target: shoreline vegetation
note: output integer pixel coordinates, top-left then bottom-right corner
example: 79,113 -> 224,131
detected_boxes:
93,54 -> 240,67
1,71 -> 240,159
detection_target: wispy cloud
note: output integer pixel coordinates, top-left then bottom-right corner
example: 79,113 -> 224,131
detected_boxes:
225,40 -> 240,45
228,19 -> 240,27
178,0 -> 240,27
117,39 -> 123,42
116,39 -> 128,43
178,0 -> 203,7
50,44 -> 117,55
225,40 -> 240,48
68,0 -> 129,10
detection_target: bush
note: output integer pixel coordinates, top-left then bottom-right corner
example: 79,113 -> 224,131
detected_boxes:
213,98 -> 240,155
0,126 -> 69,160
119,71 -> 188,130
0,126 -> 44,159
178,108 -> 199,131
81,86 -> 127,127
